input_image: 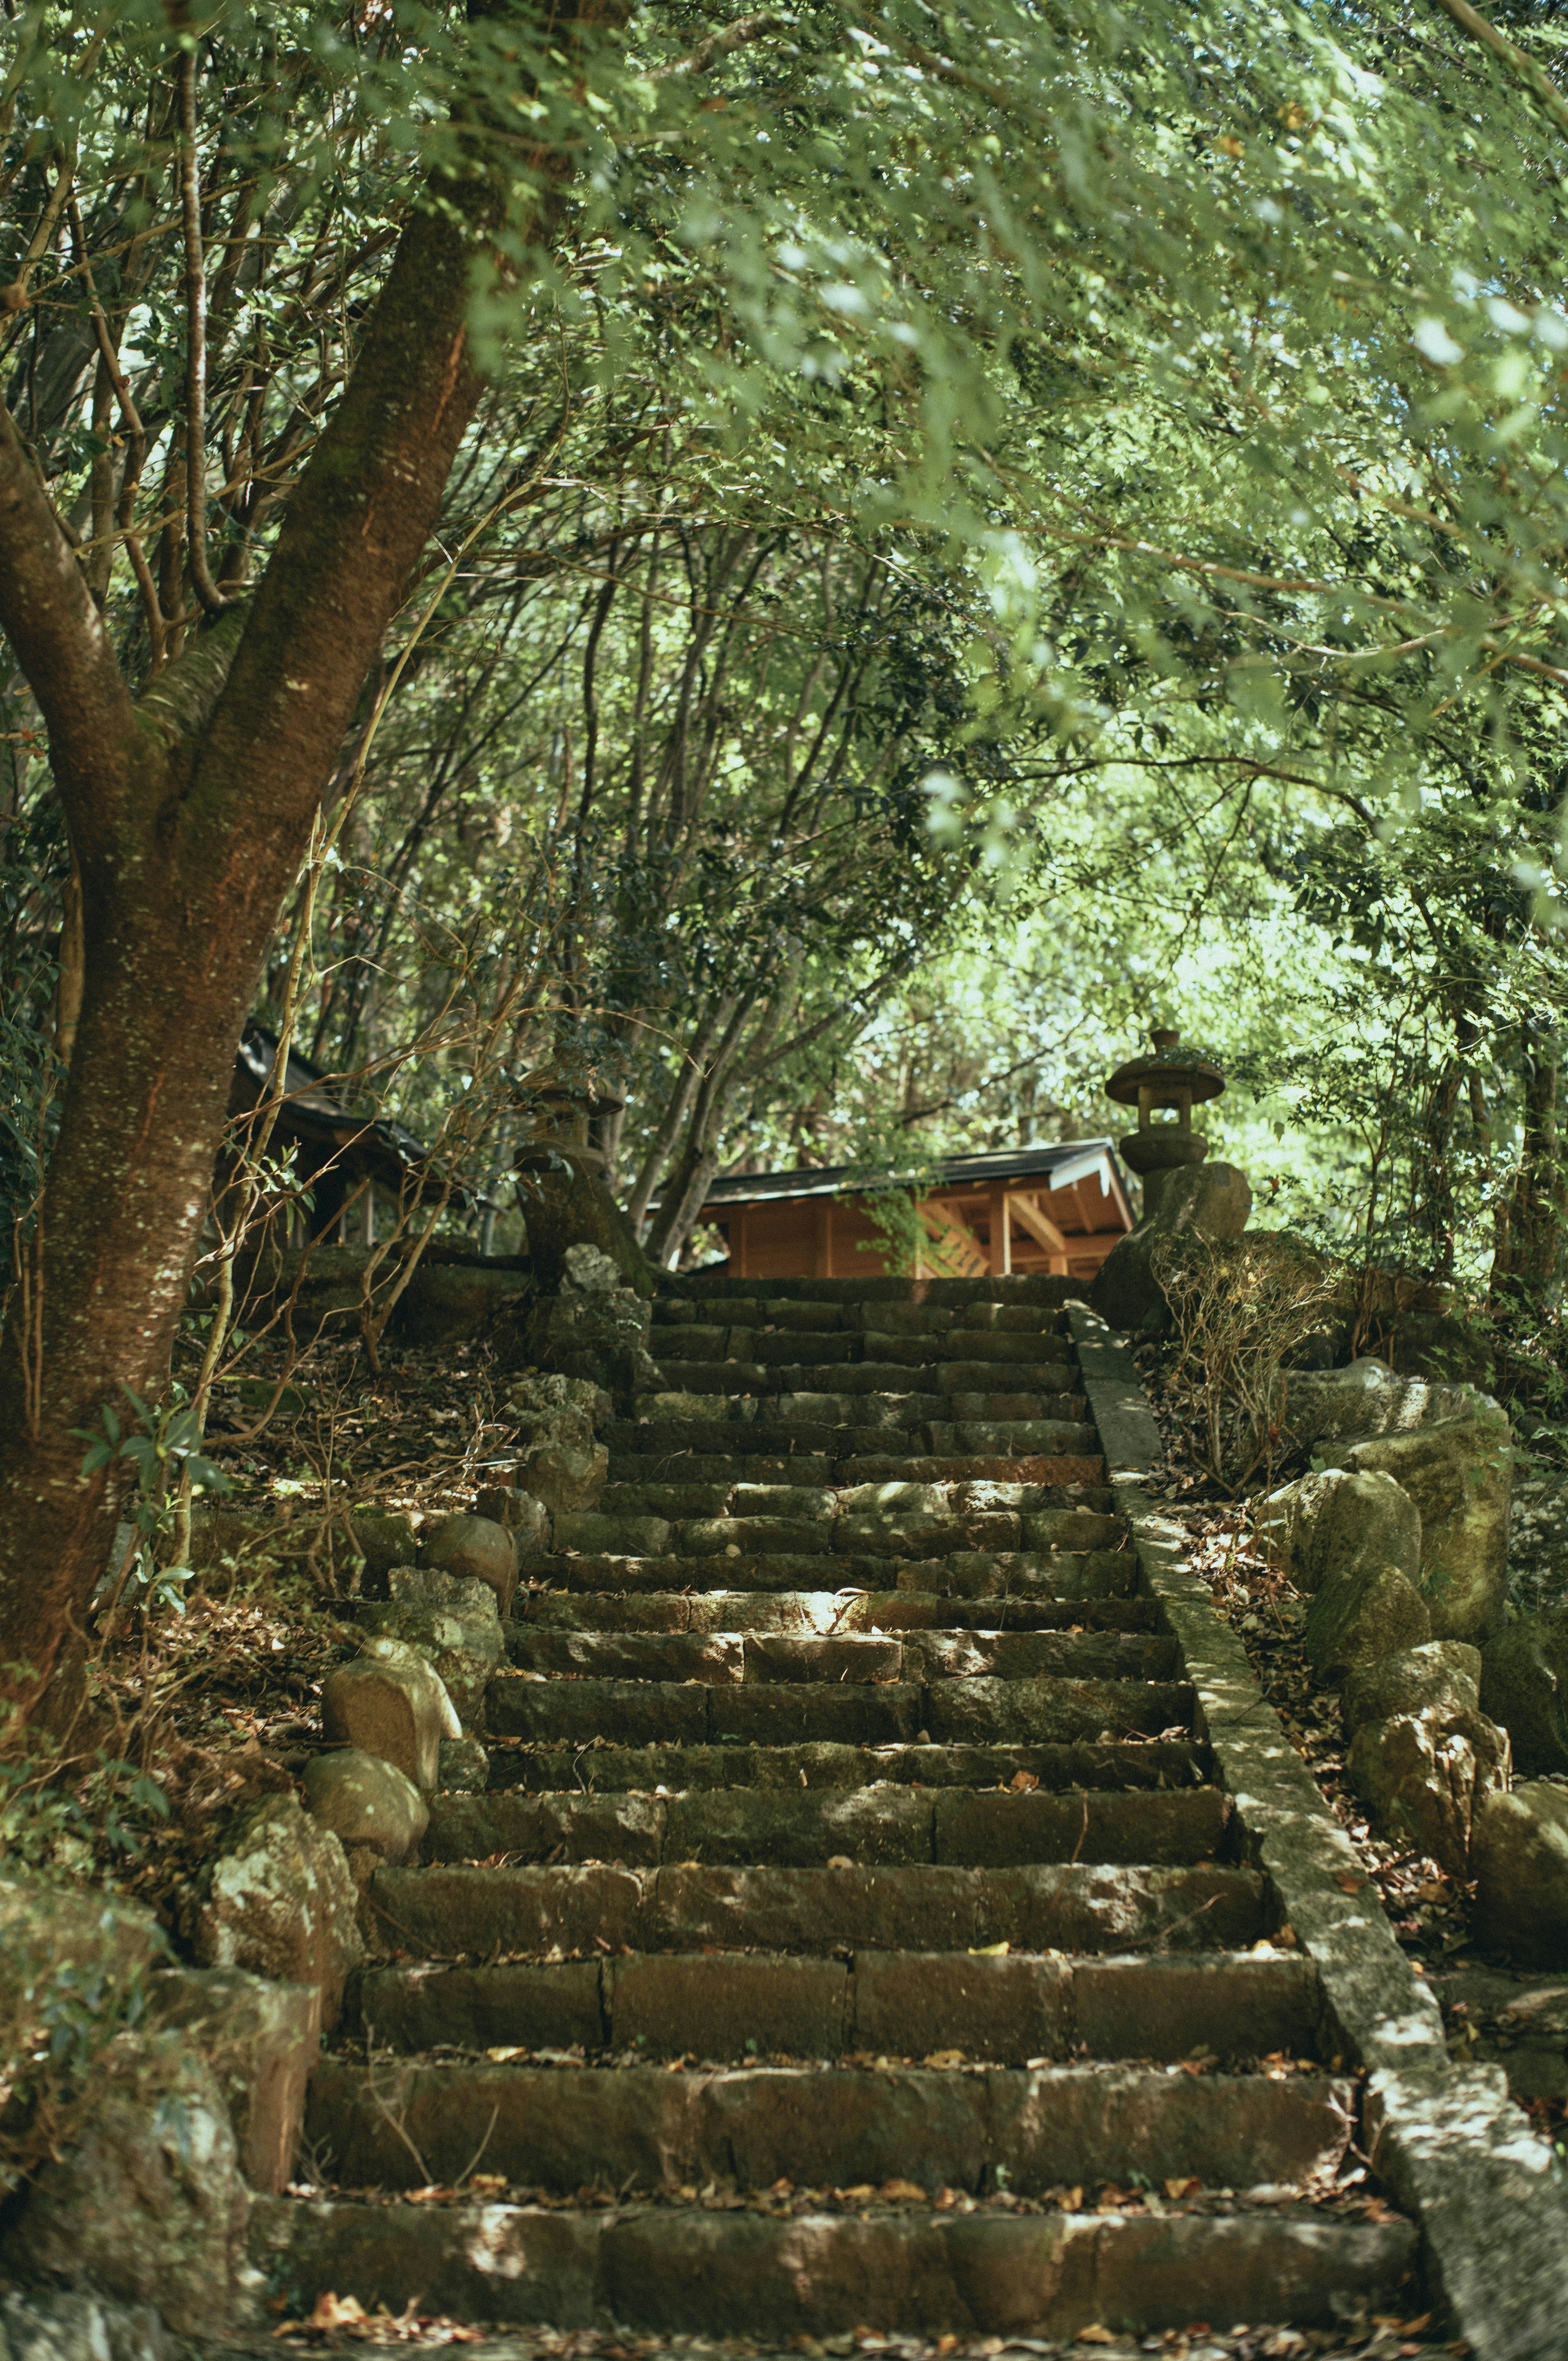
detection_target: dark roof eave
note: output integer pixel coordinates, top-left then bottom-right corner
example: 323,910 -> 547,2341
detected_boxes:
692,1138 -> 1132,1211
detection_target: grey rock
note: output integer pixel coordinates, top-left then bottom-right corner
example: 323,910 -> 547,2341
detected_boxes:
144,1965 -> 319,2196
347,1510 -> 419,1586
437,1735 -> 490,1793
1345,1705 -> 1510,1877
1304,1559 -> 1432,1683
1255,1466 -> 1421,1598
473,1484 -> 551,1557
303,1748 -> 429,1864
388,1564 -> 497,1617
322,1645 -> 461,1787
1342,1414 -> 1514,1643
0,2031 -> 248,2334
1479,1607 -> 1568,1776
1341,1641 -> 1483,1739
0,2290 -> 169,2361
1286,1361 -> 1488,1454
0,1870 -> 160,2024
528,1283 -> 663,1394
419,1512 -> 517,1617
1089,1160 -> 1252,1334
353,1602 -> 500,1731
1472,1783 -> 1568,1968
506,1370 -> 611,1513
192,1794 -> 362,2029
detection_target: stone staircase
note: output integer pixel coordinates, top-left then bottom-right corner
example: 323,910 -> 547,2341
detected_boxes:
254,1275 -> 1419,2340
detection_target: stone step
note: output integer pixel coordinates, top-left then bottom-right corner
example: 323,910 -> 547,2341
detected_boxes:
834,1454 -> 1102,1484
653,1296 -> 1071,1334
503,1628 -> 1178,1685
365,1858 -> 1268,1958
306,2056 -> 1356,2200
548,1506 -> 1113,1563
899,1536 -> 1129,1588
606,1453 -> 840,1485
521,1536 -> 1130,1594
650,1362 -> 1078,1399
514,1588 -> 1156,1634
421,1783 -> 1233,1870
522,1552 -> 922,1595
657,1273 -> 1076,1307
650,1327 -> 1076,1369
487,1737 -> 1213,1796
486,1673 -> 1194,1750
356,1946 -> 1323,2064
595,1482 -> 839,1519
250,2191 -> 1415,2341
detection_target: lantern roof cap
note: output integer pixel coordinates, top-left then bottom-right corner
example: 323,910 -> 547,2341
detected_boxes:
1105,1029 -> 1226,1108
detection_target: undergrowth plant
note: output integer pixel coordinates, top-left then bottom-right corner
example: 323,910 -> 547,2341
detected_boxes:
1152,1234 -> 1348,1495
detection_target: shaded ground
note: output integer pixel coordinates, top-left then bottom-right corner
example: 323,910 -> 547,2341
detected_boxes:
218,2320 -> 1459,2358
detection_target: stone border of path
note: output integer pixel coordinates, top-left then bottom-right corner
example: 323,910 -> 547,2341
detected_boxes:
1067,1303 -> 1568,2361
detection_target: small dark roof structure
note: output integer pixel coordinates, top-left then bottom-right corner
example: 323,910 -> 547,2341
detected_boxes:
228,1025 -> 463,1241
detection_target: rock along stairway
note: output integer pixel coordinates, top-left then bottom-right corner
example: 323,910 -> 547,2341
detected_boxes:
255,1274 -> 1420,2343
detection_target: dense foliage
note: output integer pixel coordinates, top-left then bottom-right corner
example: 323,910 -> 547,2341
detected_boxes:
6,0 -> 1568,1303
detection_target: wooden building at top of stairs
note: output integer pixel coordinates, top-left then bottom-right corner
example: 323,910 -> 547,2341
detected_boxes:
693,1139 -> 1136,1283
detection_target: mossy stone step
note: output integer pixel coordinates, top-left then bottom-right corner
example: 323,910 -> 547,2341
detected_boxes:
486,1672 -> 1194,1749
354,1945 -> 1323,2064
501,1626 -> 1178,1685
364,1858 -> 1267,1959
305,2055 -> 1356,2200
249,2192 -> 1415,2342
512,1588 -> 1156,1634
419,1782 -> 1232,1871
605,1451 -> 839,1485
486,1736 -> 1213,1796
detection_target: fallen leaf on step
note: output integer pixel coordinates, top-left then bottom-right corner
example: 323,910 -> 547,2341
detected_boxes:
1008,1770 -> 1039,1792
924,2049 -> 966,2069
486,2047 -> 527,2063
880,2178 -> 927,2201
1075,2327 -> 1114,2344
1163,2177 -> 1200,2199
968,1940 -> 1009,1956
303,2294 -> 367,2331
827,1854 -> 855,1869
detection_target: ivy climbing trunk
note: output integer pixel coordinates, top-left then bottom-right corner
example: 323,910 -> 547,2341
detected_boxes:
0,2 -> 622,1718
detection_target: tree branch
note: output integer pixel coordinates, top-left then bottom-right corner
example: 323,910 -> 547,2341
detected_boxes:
650,8 -> 780,80
1431,0 -> 1568,141
0,400 -> 137,816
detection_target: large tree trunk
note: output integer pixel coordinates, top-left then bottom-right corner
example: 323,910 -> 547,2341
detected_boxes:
0,4 -> 621,1715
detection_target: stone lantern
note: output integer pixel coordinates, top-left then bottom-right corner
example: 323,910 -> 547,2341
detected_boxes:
1105,1028 -> 1226,1219
513,1079 -> 624,1180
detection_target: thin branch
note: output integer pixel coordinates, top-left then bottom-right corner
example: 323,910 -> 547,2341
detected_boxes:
179,44 -> 232,616
650,8 -> 780,79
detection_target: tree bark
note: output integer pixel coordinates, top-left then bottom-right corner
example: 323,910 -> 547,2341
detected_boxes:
1490,1016 -> 1566,1313
0,2 -> 622,1714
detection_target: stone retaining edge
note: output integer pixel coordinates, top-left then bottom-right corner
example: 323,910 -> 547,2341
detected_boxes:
1067,1301 -> 1568,2361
